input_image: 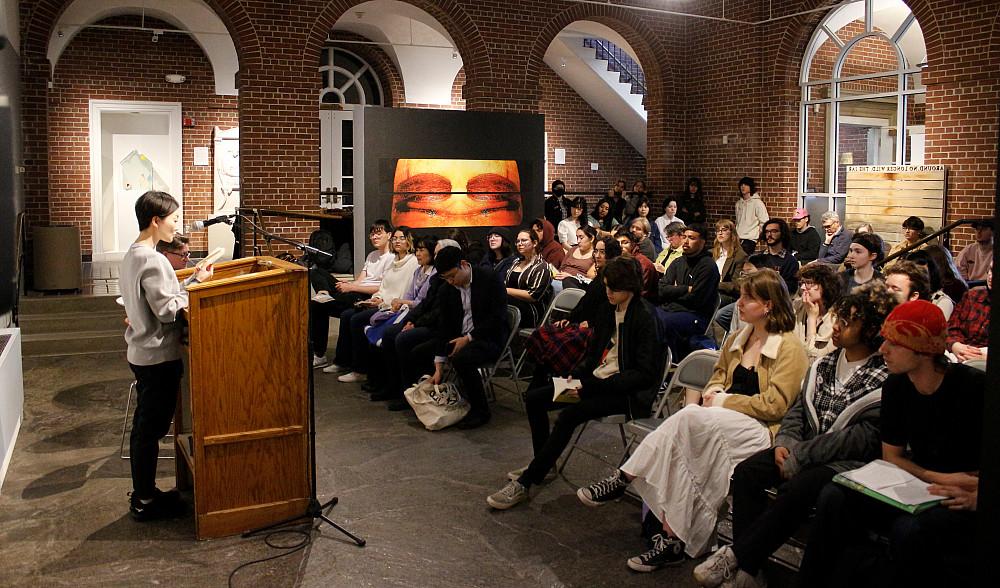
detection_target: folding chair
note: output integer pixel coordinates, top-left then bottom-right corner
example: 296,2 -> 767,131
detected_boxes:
512,287 -> 588,380
557,346 -> 673,475
479,305 -> 521,404
120,381 -> 174,460
623,349 -> 720,461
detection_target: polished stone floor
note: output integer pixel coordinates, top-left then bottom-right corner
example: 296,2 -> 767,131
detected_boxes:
0,351 -> 704,588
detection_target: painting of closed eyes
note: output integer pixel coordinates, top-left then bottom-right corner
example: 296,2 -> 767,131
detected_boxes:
391,159 -> 522,228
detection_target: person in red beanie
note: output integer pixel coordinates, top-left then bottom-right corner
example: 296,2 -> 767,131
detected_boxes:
795,300 -> 983,588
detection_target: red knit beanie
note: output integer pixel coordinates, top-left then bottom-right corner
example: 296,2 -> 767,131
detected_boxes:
880,300 -> 947,355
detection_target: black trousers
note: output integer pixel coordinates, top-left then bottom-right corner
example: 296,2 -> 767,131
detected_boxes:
729,448 -> 836,575
520,384 -> 630,486
740,239 -> 757,256
379,324 -> 434,397
333,307 -> 377,372
128,360 -> 183,499
309,294 -> 365,356
797,482 -> 978,588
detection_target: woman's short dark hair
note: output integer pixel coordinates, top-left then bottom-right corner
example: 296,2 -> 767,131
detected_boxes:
902,216 -> 925,231
798,262 -> 843,310
634,195 -> 650,212
415,236 -> 439,262
369,219 -> 392,235
599,236 -> 623,259
485,229 -> 512,260
851,232 -> 885,263
738,176 -> 757,195
135,191 -> 179,230
739,268 -> 795,333
834,281 -> 899,350
687,177 -> 703,194
570,196 -> 589,225
603,256 -> 643,295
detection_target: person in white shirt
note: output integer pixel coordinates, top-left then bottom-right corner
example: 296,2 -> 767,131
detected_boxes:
735,176 -> 768,255
654,198 -> 682,248
557,196 -> 590,247
311,219 -> 393,368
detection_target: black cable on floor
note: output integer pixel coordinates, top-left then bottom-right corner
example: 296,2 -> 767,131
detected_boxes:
228,527 -> 312,588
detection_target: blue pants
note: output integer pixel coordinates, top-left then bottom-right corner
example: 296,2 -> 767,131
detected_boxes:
653,307 -> 707,360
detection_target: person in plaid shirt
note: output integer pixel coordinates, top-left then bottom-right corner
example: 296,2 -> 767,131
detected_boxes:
694,283 -> 898,588
946,265 -> 991,361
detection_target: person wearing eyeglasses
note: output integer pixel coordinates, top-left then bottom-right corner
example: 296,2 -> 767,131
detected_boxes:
793,263 -> 843,363
816,212 -> 852,265
155,234 -> 191,270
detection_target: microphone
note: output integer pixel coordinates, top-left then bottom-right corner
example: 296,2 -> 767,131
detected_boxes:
187,214 -> 236,231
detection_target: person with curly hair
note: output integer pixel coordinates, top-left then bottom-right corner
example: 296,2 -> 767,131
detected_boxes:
695,283 -> 899,588
794,263 -> 844,362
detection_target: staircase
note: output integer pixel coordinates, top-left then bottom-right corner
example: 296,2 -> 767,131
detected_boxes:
583,38 -> 646,103
18,295 -> 127,357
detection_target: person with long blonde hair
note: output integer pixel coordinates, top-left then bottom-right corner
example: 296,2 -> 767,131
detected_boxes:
713,219 -> 747,306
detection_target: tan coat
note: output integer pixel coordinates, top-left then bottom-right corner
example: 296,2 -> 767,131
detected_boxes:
703,326 -> 810,436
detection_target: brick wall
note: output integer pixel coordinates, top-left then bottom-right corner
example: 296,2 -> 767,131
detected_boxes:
48,16 -> 238,255
18,0 -> 999,256
539,67 -> 646,204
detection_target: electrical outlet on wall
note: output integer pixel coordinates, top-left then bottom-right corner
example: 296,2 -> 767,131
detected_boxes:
590,162 -> 599,171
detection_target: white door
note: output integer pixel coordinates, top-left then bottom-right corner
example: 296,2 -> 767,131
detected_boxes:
90,101 -> 182,260
320,109 -> 355,205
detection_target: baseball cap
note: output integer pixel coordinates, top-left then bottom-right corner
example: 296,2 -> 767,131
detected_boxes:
791,208 -> 809,221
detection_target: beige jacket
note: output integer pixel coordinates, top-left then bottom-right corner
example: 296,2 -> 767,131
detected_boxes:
792,304 -> 836,363
735,194 -> 769,241
704,326 -> 810,436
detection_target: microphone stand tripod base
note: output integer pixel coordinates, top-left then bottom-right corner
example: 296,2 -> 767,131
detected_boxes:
242,496 -> 366,546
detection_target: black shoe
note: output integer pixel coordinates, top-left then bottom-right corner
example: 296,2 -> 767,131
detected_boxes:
626,533 -> 686,572
129,490 -> 186,522
361,381 -> 378,392
577,470 -> 629,506
386,398 -> 411,412
456,411 -> 491,429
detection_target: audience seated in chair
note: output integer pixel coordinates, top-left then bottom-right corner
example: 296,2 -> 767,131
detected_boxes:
793,262 -> 844,363
796,300 -> 983,587
310,219 -> 394,369
504,229 -> 553,328
816,212 -> 851,265
630,216 -> 658,260
757,218 -> 800,293
713,219 -> 747,309
325,227 -> 418,383
486,257 -> 658,510
884,216 -> 928,269
946,264 -> 991,362
841,232 -> 884,292
590,195 -> 620,236
155,234 -> 191,270
533,218 -> 566,269
480,228 -> 516,282
653,197 -> 682,248
789,209 -> 820,265
653,223 -> 721,359
615,227 -> 659,301
407,247 -> 509,429
901,249 -> 955,320
555,225 -> 598,291
956,219 -> 993,282
884,259 -> 932,306
575,269 -> 808,573
694,284 -> 897,588
557,196 -> 590,248
654,221 -> 687,275
910,244 -> 968,305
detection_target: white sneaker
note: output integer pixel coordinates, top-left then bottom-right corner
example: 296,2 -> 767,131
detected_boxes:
721,569 -> 765,588
337,372 -> 367,383
312,355 -> 329,369
693,545 -> 738,587
321,363 -> 345,374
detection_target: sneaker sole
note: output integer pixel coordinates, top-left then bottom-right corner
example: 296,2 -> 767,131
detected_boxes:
576,487 -> 622,507
486,495 -> 525,510
626,557 -> 685,573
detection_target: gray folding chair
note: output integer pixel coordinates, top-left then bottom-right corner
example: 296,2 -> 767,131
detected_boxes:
558,346 -> 674,475
512,287 -> 588,380
479,305 -> 522,404
623,349 -> 720,459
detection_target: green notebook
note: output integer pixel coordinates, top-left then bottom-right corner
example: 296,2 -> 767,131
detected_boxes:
834,460 -> 944,515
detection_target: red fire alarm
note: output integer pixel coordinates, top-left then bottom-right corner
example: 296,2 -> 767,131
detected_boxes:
183,117 -> 195,128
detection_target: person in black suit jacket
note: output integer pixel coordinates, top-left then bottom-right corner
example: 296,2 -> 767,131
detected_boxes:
409,247 -> 509,429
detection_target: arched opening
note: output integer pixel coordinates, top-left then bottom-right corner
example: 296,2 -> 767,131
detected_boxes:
540,20 -> 648,202
800,0 -> 927,212
43,1 -> 241,259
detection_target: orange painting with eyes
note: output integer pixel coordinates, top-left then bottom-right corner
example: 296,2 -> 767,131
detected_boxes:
392,159 -> 522,228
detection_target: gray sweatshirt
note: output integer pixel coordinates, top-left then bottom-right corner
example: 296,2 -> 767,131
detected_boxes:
120,243 -> 190,366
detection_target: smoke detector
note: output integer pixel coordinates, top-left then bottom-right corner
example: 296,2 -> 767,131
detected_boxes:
165,74 -> 187,84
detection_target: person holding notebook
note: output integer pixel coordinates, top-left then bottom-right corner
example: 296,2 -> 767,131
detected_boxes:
795,300 -> 983,587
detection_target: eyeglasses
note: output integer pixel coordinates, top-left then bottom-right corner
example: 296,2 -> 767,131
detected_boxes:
800,280 -> 819,289
515,239 -> 532,245
822,224 -> 835,229
166,251 -> 190,260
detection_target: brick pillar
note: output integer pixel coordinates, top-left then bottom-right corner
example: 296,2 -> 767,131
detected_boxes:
20,56 -> 50,236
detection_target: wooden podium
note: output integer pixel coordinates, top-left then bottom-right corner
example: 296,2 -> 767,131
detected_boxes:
175,257 -> 311,539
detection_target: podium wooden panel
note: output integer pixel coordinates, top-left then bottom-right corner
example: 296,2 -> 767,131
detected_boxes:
175,257 -> 310,539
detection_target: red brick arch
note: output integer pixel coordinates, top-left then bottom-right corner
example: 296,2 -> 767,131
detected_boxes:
19,0 -> 262,73
305,0 -> 491,108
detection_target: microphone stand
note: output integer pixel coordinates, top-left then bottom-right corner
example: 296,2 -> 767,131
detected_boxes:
236,216 -> 365,546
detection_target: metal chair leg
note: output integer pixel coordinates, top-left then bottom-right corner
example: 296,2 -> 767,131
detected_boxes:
119,381 -> 136,459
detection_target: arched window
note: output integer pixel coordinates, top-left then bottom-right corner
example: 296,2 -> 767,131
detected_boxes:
800,0 -> 926,211
319,46 -> 384,106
